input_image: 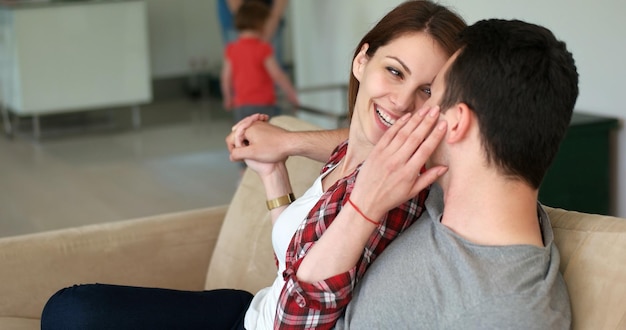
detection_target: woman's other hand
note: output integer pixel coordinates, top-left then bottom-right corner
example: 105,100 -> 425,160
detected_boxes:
350,106 -> 448,222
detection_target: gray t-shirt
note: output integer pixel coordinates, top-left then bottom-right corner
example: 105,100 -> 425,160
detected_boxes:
335,184 -> 571,329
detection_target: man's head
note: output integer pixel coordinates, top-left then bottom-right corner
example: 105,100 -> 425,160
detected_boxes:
435,19 -> 579,189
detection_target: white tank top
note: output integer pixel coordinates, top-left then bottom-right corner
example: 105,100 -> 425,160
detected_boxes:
244,165 -> 336,330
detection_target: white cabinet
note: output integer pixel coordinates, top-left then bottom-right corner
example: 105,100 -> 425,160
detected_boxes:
0,0 -> 151,136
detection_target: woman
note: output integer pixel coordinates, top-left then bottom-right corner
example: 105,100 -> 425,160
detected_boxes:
41,1 -> 465,329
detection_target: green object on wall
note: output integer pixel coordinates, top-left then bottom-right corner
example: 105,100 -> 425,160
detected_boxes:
539,112 -> 620,215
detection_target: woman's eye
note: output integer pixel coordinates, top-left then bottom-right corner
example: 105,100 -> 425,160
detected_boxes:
386,67 -> 401,77
423,88 -> 432,96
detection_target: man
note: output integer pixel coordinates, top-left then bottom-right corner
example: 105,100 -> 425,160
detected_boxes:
228,18 -> 578,328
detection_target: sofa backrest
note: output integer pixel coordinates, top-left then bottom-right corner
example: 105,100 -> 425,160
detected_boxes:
546,206 -> 626,329
204,116 -> 324,294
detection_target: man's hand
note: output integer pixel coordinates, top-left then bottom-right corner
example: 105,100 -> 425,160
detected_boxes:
349,106 -> 448,221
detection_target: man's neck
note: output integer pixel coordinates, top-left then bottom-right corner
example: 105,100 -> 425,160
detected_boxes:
440,172 -> 543,247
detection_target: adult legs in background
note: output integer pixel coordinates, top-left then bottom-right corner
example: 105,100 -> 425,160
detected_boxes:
270,21 -> 285,69
41,284 -> 253,330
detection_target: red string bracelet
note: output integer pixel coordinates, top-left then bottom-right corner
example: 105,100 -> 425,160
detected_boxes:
347,197 -> 379,226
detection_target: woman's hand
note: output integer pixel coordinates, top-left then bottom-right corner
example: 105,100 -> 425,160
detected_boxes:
232,118 -> 283,178
228,119 -> 294,163
349,106 -> 448,221
230,114 -> 294,224
226,113 -> 270,159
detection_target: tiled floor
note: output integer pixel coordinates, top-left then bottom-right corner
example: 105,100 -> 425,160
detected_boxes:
0,97 -> 242,238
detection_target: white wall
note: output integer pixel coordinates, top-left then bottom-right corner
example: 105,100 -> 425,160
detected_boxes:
144,0 -> 219,78
290,1 -> 402,128
144,0 -> 292,78
290,0 -> 625,216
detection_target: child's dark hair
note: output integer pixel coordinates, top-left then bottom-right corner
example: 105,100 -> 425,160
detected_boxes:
235,1 -> 270,32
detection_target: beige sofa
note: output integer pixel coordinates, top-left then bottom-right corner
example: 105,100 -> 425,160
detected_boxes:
1,115 -> 625,329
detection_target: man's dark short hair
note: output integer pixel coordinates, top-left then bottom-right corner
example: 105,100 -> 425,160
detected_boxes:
440,19 -> 579,188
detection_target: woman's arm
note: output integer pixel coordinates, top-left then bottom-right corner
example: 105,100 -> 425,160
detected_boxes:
258,162 -> 294,225
297,107 -> 447,281
275,107 -> 448,329
233,124 -> 294,225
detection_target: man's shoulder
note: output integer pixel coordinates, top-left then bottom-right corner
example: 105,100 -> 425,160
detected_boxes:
338,202 -> 570,328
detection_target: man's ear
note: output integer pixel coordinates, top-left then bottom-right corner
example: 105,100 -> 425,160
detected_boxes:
352,43 -> 370,82
445,102 -> 473,144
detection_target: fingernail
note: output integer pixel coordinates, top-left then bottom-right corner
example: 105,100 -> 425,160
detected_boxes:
400,113 -> 411,121
437,121 -> 447,130
437,166 -> 449,175
429,106 -> 440,117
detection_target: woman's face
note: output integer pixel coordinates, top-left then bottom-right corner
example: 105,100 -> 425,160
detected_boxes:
351,32 -> 448,146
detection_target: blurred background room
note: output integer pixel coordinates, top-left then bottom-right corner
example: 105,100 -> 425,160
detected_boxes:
0,0 -> 623,238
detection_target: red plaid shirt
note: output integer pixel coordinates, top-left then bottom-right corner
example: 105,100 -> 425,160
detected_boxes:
274,140 -> 429,329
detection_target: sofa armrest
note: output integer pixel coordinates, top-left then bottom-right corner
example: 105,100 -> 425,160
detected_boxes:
0,205 -> 228,320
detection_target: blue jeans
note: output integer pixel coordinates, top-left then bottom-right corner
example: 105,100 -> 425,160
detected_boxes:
41,284 -> 253,330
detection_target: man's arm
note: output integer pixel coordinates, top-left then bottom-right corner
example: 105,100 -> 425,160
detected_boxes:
284,128 -> 349,162
227,120 -> 349,163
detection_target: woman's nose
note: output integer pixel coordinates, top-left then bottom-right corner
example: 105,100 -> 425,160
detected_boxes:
391,87 -> 417,112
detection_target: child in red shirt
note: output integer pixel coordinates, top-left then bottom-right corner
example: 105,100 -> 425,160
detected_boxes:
220,1 -> 299,123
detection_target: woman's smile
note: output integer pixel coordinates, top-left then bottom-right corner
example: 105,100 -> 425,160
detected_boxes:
374,105 -> 397,128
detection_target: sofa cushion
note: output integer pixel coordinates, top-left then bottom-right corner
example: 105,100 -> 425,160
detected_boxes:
204,116 -> 324,294
0,317 -> 40,330
547,206 -> 626,329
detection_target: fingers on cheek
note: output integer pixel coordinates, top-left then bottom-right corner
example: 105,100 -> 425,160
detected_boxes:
386,116 -> 417,147
377,123 -> 399,147
411,131 -> 444,166
428,121 -> 447,144
399,115 -> 427,144
416,117 -> 446,145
